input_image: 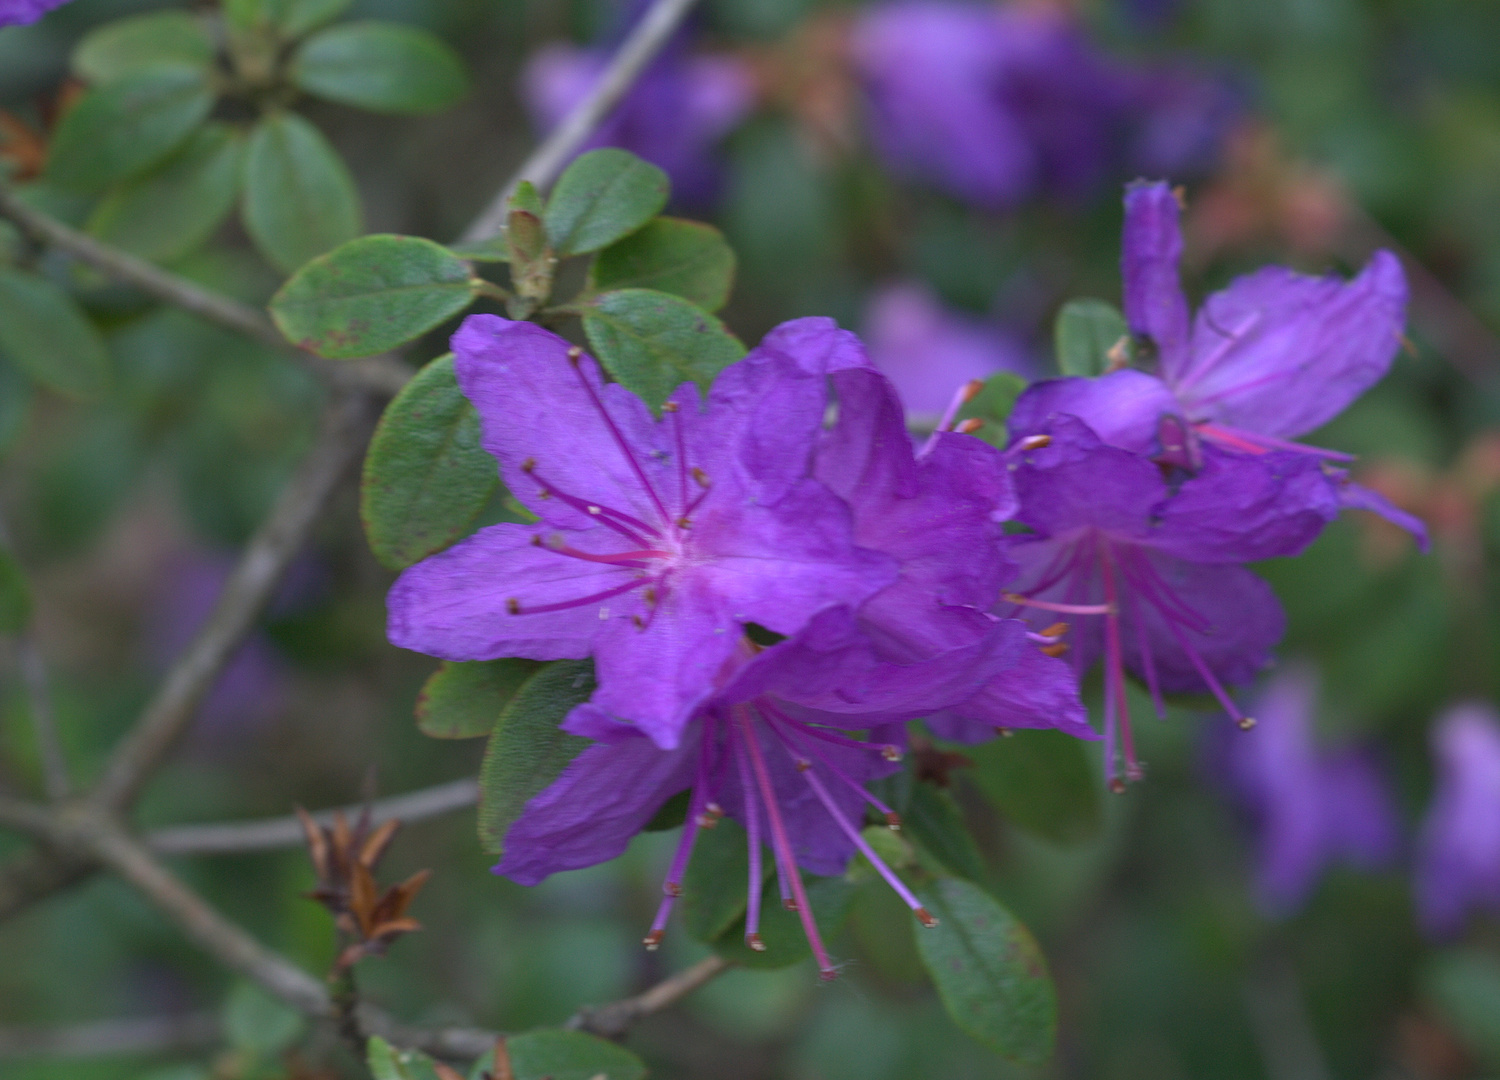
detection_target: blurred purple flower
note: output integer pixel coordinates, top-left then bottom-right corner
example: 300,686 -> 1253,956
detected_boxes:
0,0 -> 69,27
522,32 -> 753,205
1212,666 -> 1400,916
862,282 -> 1035,417
1416,702 -> 1500,939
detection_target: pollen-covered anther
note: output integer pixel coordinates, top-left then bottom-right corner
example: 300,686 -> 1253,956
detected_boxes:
664,881 -> 683,897
631,615 -> 645,629
998,728 -> 1014,738
529,534 -> 542,547
642,587 -> 658,606
676,517 -> 692,529
691,467 -> 710,488
782,898 -> 799,911
746,932 -> 767,952
880,745 -> 902,762
566,346 -> 582,364
795,758 -> 812,772
885,812 -> 902,831
642,929 -> 664,950
915,907 -> 938,928
587,505 -> 602,515
1108,777 -> 1128,794
1237,716 -> 1258,731
1040,642 -> 1069,658
1041,621 -> 1068,639
1015,434 -> 1052,452
696,803 -> 724,828
662,401 -> 679,412
960,378 -> 985,403
521,457 -> 536,473
956,418 -> 984,435
505,598 -> 520,615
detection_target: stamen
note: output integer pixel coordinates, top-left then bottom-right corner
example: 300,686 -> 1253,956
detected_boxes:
667,401 -> 691,521
643,732 -> 713,950
1195,421 -> 1356,462
920,379 -> 986,457
1118,552 -> 1166,719
761,706 -> 904,829
566,349 -> 673,526
766,715 -> 901,762
731,720 -> 766,950
956,418 -> 984,435
1099,539 -> 1140,787
521,464 -> 658,544
1012,434 -> 1052,453
1002,593 -> 1115,616
506,577 -> 649,616
1159,611 -> 1256,729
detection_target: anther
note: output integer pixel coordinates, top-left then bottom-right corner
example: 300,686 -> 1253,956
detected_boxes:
1015,434 -> 1052,451
587,505 -> 602,515
783,898 -> 798,911
642,587 -> 658,606
691,467 -> 710,488
676,517 -> 691,529
880,745 -> 902,762
1237,716 -> 1258,731
521,457 -> 536,473
696,803 -> 724,828
566,346 -> 582,364
960,379 -> 985,403
642,929 -> 664,950
1040,642 -> 1069,658
1108,777 -> 1127,794
795,758 -> 811,772
915,907 -> 938,928
885,812 -> 902,831
664,881 -> 682,897
530,534 -> 542,546
1041,622 -> 1068,639
818,968 -> 840,982
631,615 -> 645,629
662,401 -> 679,412
746,933 -> 767,952
506,598 -> 520,615
956,418 -> 984,435
998,728 -> 1014,738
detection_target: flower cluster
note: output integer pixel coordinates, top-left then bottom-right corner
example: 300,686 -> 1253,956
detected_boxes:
387,179 -> 1422,970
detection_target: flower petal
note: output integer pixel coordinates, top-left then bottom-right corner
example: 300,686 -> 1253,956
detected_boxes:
1335,478 -> 1430,552
1008,370 -> 1180,455
1122,179 -> 1193,378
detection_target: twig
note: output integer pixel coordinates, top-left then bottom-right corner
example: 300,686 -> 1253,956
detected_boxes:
17,639 -> 68,800
92,393 -> 376,811
0,791 -> 52,837
0,186 -> 412,397
0,846 -> 94,921
456,0 -> 702,245
566,954 -> 731,1039
149,778 -> 479,856
0,1012 -> 221,1059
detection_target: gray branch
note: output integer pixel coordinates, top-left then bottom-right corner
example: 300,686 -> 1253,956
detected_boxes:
0,1012 -> 221,1059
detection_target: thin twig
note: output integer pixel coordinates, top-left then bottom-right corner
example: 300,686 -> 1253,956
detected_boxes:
148,778 -> 479,856
0,186 -> 412,397
17,639 -> 68,800
92,393 -> 376,811
0,791 -> 52,837
566,954 -> 732,1039
456,0 -> 702,245
0,1012 -> 221,1059
0,846 -> 94,921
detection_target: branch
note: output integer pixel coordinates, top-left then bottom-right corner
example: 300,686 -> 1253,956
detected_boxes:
0,186 -> 411,397
92,392 -> 376,811
0,846 -> 94,921
456,0 -> 702,245
17,639 -> 69,800
0,1013 -> 220,1060
148,778 -> 479,856
566,954 -> 731,1039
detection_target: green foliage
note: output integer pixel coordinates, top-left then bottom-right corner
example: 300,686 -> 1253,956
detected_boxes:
222,982 -> 305,1058
242,111 -> 363,274
914,877 -> 1056,1065
713,875 -> 856,970
582,288 -> 746,411
72,11 -> 215,83
954,371 -> 1028,448
45,68 -> 215,194
478,660 -> 595,854
965,729 -> 1103,846
0,267 -> 109,401
544,149 -> 670,256
905,783 -> 987,883
0,359 -> 32,457
683,817 -> 757,942
367,1036 -> 452,1080
86,123 -> 244,263
447,237 -> 510,262
1422,949 -> 1500,1067
587,217 -> 737,312
270,236 -> 475,358
267,0 -> 355,39
503,1029 -> 648,1080
359,354 -> 496,568
417,658 -> 541,739
290,22 -> 468,115
0,546 -> 31,634
1054,298 -> 1128,378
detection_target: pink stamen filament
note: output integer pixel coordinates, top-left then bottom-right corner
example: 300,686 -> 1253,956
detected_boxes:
1158,616 -> 1254,729
731,719 -> 767,950
523,466 -> 659,544
762,708 -> 902,827
507,577 -> 650,616
567,352 -> 674,526
1195,422 -> 1355,462
667,403 -> 691,520
736,707 -> 836,978
1098,539 -> 1137,787
539,540 -> 671,567
1002,593 -> 1114,616
1117,552 -> 1165,719
644,733 -> 714,948
920,378 -> 986,457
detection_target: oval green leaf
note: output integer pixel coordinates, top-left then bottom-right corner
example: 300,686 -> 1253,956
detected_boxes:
0,547 -> 31,634
0,268 -> 109,401
86,123 -> 243,263
417,658 -> 542,739
45,68 -> 215,194
290,22 -> 468,115
367,1036 -> 450,1080
271,0 -> 354,39
478,660 -> 595,854
271,235 -> 476,358
682,817 -> 757,943
359,353 -> 496,565
504,1029 -> 646,1080
914,877 -> 1057,1065
905,783 -> 987,883
242,111 -> 363,274
544,148 -> 669,256
581,288 -> 745,412
72,11 -> 214,84
0,358 -> 33,459
712,874 -> 856,970
587,216 -> 736,312
965,728 -> 1102,846
1055,298 -> 1128,378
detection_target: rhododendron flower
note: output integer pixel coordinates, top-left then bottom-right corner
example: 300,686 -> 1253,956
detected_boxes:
1210,667 -> 1400,915
387,317 -> 898,749
1415,703 -> 1500,938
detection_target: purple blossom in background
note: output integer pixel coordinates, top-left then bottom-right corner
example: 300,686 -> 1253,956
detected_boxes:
862,282 -> 1035,418
387,317 -> 897,751
0,0 -> 69,27
1416,702 -> 1500,938
1211,666 -> 1400,916
522,32 -> 753,205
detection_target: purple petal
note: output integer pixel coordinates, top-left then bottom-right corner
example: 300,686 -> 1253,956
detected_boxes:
1007,371 -> 1180,455
0,0 -> 68,25
1122,180 -> 1192,378
931,636 -> 1096,740
1336,478 -> 1431,552
1009,415 -> 1167,542
1175,251 -> 1408,439
1416,703 -> 1500,939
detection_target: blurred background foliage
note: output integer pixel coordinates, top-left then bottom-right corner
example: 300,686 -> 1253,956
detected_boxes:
3,0 -> 1500,1077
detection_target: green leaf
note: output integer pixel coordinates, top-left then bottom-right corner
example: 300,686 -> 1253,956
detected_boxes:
290,22 -> 468,115
914,877 -> 1056,1065
478,660 -> 595,854
270,0 -> 354,39
0,547 -> 31,634
955,371 -> 1028,449
417,658 -> 541,739
73,11 -> 215,84
505,1029 -> 647,1080
359,354 -> 496,566
242,111 -> 363,274
905,783 -> 986,883
544,148 -> 669,256
1423,949 -> 1500,1067
1054,298 -> 1128,378
581,288 -> 745,412
366,1036 -> 450,1080
0,358 -> 33,459
46,68 -> 215,194
965,729 -> 1102,846
223,982 -> 305,1058
0,267 -> 109,401
86,123 -> 243,263
713,873 -> 856,969
587,217 -> 736,312
270,236 -> 475,359
682,817 -> 756,943
447,237 -> 509,263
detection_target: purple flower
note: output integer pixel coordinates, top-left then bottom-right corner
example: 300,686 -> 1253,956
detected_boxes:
0,0 -> 69,27
1211,667 -> 1400,916
862,282 -> 1036,419
387,317 -> 900,750
1415,703 -> 1500,938
522,36 -> 753,205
